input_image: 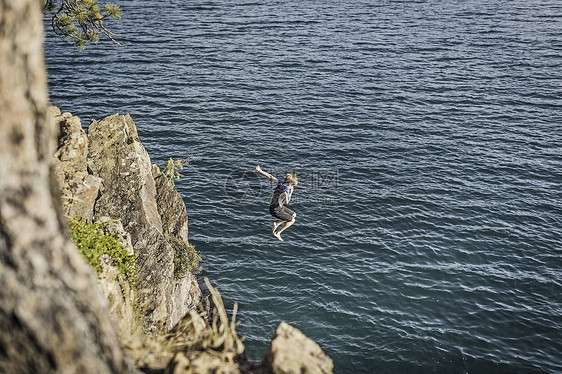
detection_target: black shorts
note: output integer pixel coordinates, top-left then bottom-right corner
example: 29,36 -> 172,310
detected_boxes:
270,205 -> 295,221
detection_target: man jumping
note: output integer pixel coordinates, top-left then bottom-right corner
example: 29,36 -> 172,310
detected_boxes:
256,165 -> 298,241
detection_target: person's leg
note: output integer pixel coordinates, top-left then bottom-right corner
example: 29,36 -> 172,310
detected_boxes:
273,229 -> 284,241
273,220 -> 285,234
275,213 -> 296,241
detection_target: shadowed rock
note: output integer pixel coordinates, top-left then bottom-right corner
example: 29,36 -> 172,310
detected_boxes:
153,164 -> 189,242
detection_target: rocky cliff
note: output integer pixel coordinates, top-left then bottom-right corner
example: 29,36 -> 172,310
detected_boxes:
52,107 -> 200,335
51,107 -> 333,373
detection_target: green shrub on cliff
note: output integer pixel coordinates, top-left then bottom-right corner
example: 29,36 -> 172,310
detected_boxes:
161,156 -> 199,187
162,158 -> 186,187
169,236 -> 201,279
68,218 -> 139,289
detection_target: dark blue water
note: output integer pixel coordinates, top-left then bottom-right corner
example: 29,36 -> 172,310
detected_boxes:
44,1 -> 561,373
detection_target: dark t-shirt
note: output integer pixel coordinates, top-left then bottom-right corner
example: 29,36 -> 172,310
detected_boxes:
270,179 -> 291,208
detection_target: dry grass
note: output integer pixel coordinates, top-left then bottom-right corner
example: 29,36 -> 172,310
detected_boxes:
123,278 -> 245,373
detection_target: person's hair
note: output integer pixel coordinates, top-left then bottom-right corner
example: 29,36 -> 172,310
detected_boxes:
284,173 -> 298,186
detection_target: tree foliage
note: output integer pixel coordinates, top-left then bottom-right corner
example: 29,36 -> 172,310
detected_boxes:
43,0 -> 122,50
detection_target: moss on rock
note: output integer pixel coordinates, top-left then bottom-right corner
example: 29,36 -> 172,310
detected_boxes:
68,218 -> 140,290
170,236 -> 201,280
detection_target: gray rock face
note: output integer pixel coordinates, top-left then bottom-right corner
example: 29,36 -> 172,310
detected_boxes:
261,322 -> 334,374
152,164 -> 200,326
87,113 -> 175,332
96,217 -> 138,338
52,107 -> 101,220
88,114 -> 163,237
52,108 -> 201,333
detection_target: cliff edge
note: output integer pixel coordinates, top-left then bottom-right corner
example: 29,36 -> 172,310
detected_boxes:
52,107 -> 200,335
50,107 -> 333,373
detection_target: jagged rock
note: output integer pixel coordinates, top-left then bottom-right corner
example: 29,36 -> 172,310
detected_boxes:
153,163 -> 200,327
170,273 -> 202,330
96,217 -> 138,338
261,322 -> 334,374
86,113 -> 200,332
87,114 -> 163,235
52,107 -> 101,220
46,108 -> 334,373
87,113 -> 174,333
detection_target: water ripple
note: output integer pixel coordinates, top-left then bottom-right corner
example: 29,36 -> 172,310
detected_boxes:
45,0 -> 562,372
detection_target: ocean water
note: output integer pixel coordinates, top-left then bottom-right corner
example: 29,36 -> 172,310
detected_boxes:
44,1 -> 561,373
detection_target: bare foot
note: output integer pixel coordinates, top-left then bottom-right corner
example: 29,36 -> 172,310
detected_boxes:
273,232 -> 284,241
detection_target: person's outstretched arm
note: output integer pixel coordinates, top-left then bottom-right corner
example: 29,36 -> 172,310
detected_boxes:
256,165 -> 277,182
